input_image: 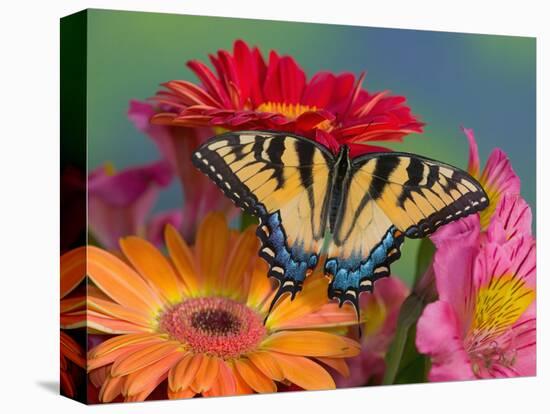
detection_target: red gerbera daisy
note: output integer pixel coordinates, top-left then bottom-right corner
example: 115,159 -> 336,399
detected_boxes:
152,40 -> 424,157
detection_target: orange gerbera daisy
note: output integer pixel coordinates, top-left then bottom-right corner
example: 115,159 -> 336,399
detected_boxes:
60,247 -> 87,398
87,212 -> 360,402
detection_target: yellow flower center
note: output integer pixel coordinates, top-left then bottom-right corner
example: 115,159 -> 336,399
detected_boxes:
256,101 -> 332,130
465,273 -> 535,374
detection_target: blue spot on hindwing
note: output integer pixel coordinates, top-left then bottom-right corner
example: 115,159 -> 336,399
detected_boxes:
325,226 -> 404,315
256,208 -> 319,314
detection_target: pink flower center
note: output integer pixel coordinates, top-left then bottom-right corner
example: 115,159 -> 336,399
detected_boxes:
159,297 -> 266,359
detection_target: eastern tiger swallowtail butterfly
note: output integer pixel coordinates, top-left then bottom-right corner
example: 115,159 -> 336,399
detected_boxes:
192,131 -> 489,320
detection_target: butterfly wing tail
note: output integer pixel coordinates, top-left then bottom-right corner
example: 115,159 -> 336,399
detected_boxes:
257,210 -> 319,322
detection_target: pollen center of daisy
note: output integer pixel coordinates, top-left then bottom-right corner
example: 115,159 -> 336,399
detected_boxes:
256,101 -> 331,130
190,308 -> 241,335
159,297 -> 266,359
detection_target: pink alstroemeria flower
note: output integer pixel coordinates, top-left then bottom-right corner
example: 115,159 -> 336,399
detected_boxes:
417,234 -> 535,380
419,187 -> 536,381
128,100 -> 238,241
463,127 -> 520,228
334,277 -> 409,387
88,160 -> 178,250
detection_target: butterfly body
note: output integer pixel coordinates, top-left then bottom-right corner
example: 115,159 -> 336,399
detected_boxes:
192,131 -> 489,318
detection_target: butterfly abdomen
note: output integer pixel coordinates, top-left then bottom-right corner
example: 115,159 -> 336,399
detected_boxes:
328,146 -> 351,233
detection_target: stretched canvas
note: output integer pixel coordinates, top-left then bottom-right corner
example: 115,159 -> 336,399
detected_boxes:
60,8 -> 536,404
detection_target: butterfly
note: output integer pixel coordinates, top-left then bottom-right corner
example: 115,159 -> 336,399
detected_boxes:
192,131 -> 489,320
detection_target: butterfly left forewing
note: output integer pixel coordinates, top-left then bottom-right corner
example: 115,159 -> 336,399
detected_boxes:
193,131 -> 334,310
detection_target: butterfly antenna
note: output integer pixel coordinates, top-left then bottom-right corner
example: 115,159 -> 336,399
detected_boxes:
351,297 -> 362,339
263,287 -> 290,325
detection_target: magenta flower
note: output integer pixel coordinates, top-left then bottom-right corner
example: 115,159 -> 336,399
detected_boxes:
334,277 -> 409,387
88,160 -> 175,250
417,191 -> 536,380
463,127 -> 520,228
128,100 -> 238,241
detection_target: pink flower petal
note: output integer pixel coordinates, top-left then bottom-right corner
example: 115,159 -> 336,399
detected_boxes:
487,194 -> 532,243
88,160 -> 173,250
88,160 -> 172,207
433,241 -> 478,325
146,210 -> 184,248
416,301 -> 475,381
462,126 -> 480,177
482,149 -> 521,197
430,215 -> 480,249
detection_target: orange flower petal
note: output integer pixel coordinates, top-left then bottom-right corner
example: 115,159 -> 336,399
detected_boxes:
60,331 -> 85,368
89,365 -> 110,389
165,224 -> 200,296
274,302 -> 359,330
120,236 -> 182,304
222,227 -> 258,299
266,277 -> 327,329
270,352 -> 335,390
60,370 -> 75,398
111,342 -> 181,376
60,296 -> 86,314
195,213 -> 230,293
315,357 -> 350,378
60,247 -> 86,298
90,333 -> 164,358
99,374 -> 125,403
234,358 -> 276,393
191,355 -> 220,393
88,334 -> 165,371
168,388 -> 196,400
60,312 -> 86,329
88,293 -> 152,328
168,353 -> 202,392
260,330 -> 360,357
122,351 -> 183,397
231,362 -> 254,395
87,246 -> 163,316
246,259 -> 274,311
60,330 -> 82,354
87,312 -> 149,335
247,351 -> 284,381
203,359 -> 236,397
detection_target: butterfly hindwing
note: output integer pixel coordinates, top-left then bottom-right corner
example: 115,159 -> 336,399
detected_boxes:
193,131 -> 334,307
325,152 -> 488,313
325,166 -> 406,314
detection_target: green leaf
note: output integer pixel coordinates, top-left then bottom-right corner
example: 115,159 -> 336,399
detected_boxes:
382,238 -> 436,385
393,325 -> 429,384
413,238 -> 435,286
382,294 -> 424,385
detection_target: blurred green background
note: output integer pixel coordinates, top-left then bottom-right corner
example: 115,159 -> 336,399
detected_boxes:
85,9 -> 536,286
